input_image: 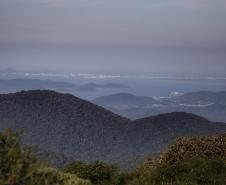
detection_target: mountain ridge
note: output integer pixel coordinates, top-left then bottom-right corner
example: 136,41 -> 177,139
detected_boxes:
0,90 -> 226,168
93,91 -> 226,122
93,93 -> 158,110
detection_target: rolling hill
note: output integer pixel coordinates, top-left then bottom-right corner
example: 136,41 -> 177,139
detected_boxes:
93,93 -> 158,110
0,90 -> 226,168
93,91 -> 226,122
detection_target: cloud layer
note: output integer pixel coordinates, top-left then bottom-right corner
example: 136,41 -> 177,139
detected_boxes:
1,0 -> 226,47
0,0 -> 226,75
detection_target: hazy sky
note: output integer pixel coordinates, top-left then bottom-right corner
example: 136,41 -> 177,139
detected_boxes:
0,0 -> 226,75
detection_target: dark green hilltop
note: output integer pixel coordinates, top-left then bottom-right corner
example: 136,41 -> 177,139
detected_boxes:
0,90 -> 226,168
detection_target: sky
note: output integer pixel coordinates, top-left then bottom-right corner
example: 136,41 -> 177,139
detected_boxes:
0,0 -> 226,76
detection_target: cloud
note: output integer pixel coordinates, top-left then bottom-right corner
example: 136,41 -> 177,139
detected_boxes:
1,0 -> 225,7
0,0 -> 226,48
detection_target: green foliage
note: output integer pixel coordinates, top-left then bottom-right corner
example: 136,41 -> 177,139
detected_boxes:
160,134 -> 226,165
0,129 -> 40,185
64,161 -> 119,185
2,128 -> 226,185
150,157 -> 226,185
33,167 -> 91,185
0,129 -> 90,185
122,134 -> 226,185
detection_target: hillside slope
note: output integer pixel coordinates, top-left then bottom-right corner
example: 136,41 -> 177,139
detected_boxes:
0,90 -> 226,166
129,112 -> 226,155
0,90 -> 129,162
93,93 -> 158,110
93,92 -> 226,122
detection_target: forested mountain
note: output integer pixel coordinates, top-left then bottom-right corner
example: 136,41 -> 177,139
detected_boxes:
0,90 -> 128,162
0,90 -> 226,168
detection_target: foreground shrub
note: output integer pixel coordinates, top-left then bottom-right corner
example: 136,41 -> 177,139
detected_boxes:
124,134 -> 226,185
2,128 -> 226,185
150,157 -> 226,185
64,161 -> 119,185
0,129 -> 41,185
0,129 -> 90,185
160,134 -> 226,165
33,167 -> 91,185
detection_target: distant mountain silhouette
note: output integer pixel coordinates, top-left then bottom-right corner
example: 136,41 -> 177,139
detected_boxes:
0,90 -> 226,168
93,91 -> 226,122
0,78 -> 128,93
76,83 -> 128,92
0,78 -> 76,93
172,91 -> 226,105
93,93 -> 158,110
